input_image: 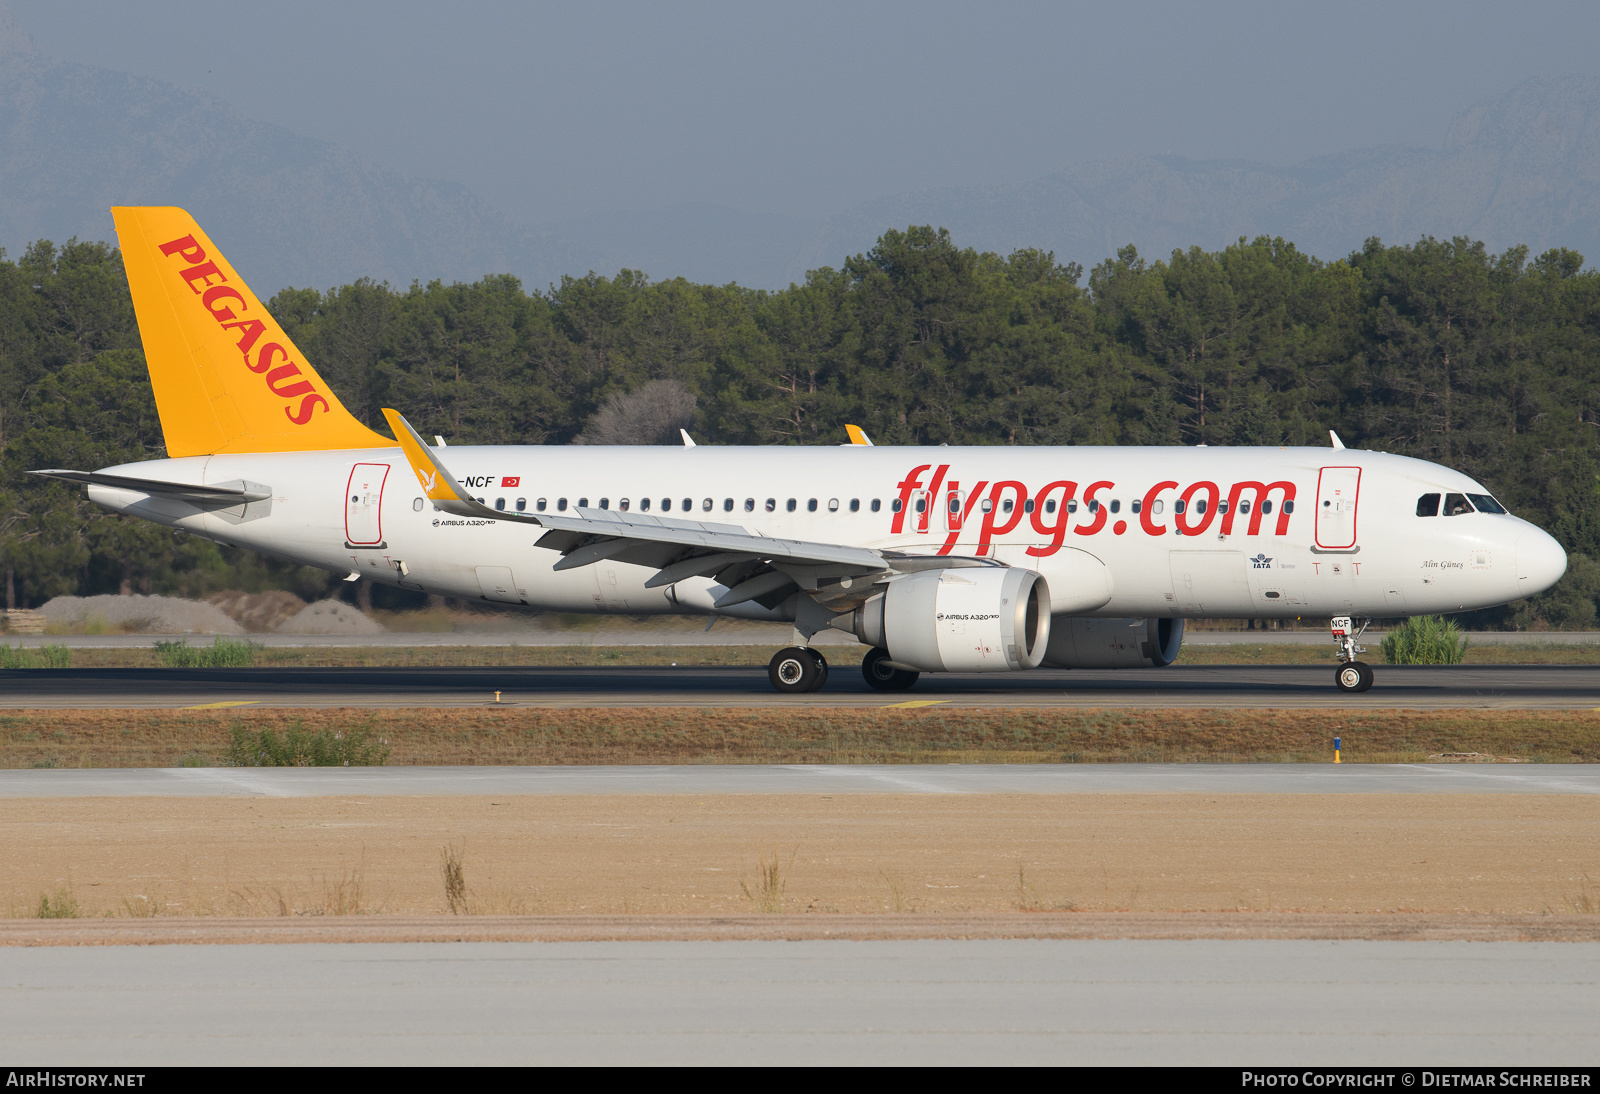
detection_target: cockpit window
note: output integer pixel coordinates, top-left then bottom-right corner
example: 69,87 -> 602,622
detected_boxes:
1416,493 -> 1440,517
1443,493 -> 1474,516
1467,493 -> 1507,514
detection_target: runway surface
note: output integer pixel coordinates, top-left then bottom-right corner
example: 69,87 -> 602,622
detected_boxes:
2,663 -> 1597,708
4,939 -> 1596,1065
5,762 -> 1598,798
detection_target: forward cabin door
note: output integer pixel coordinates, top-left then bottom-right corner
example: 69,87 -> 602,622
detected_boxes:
344,463 -> 389,547
1315,466 -> 1362,550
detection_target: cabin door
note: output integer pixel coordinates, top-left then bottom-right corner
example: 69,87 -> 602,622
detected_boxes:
1315,466 -> 1361,550
344,463 -> 389,547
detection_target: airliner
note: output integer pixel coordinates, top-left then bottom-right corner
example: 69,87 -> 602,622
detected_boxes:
34,208 -> 1569,693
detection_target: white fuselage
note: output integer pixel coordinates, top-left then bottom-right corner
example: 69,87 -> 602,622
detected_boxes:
86,445 -> 1568,624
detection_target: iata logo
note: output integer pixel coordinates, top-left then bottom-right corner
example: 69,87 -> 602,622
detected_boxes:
1251,553 -> 1273,569
158,234 -> 330,426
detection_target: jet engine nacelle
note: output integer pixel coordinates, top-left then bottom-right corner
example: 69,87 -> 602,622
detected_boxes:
1041,616 -> 1184,669
853,567 -> 1051,672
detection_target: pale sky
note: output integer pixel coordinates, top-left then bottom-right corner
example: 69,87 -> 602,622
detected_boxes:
13,0 -> 1600,228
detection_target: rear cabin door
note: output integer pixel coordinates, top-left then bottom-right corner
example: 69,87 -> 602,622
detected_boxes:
1315,466 -> 1362,550
345,463 -> 389,547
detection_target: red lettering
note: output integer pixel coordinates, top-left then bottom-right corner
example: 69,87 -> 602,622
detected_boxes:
917,465 -> 949,533
1025,480 -> 1077,558
285,393 -> 328,425
892,465 -> 931,534
1223,481 -> 1297,536
938,480 -> 989,555
1072,480 -> 1114,536
245,343 -> 289,374
265,363 -> 314,398
977,481 -> 1027,555
201,285 -> 247,322
221,319 -> 266,356
178,261 -> 227,293
1140,481 -> 1178,536
158,235 -> 206,264
1176,481 -> 1219,535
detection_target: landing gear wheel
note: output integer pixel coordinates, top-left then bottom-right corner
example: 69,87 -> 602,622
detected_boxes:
802,648 -> 829,691
769,647 -> 821,693
1335,661 -> 1374,693
862,647 -> 920,692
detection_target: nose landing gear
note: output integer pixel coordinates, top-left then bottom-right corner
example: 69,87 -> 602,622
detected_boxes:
1331,615 -> 1374,693
768,646 -> 829,693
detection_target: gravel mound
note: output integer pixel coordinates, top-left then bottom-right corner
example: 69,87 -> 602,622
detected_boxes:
39,595 -> 243,634
207,591 -> 308,633
275,599 -> 386,635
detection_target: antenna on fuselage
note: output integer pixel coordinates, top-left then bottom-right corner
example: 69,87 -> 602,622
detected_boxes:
1330,430 -> 1346,450
680,429 -> 697,447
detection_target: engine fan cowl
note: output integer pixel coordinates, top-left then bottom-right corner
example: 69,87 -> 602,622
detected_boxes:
854,567 -> 1051,673
1041,616 -> 1184,669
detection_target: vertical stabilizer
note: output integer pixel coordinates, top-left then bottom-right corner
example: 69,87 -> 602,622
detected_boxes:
112,206 -> 391,456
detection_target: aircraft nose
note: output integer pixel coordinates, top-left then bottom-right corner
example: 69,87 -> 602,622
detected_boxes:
1516,528 -> 1568,597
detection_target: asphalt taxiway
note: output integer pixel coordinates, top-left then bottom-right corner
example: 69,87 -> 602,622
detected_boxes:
0,662 -> 1596,708
3,762 -> 1597,798
4,939 -> 1596,1065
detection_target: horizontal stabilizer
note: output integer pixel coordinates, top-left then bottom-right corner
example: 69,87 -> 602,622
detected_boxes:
31,469 -> 271,504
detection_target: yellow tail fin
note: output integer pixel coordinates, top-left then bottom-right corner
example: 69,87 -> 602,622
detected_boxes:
113,206 -> 391,456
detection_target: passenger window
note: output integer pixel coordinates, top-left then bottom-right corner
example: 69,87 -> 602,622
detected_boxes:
639,498 -> 650,511
1216,500 -> 1227,514
1416,493 -> 1440,517
1261,500 -> 1272,515
577,497 -> 588,508
1088,499 -> 1099,513
981,498 -> 993,512
1467,493 -> 1506,514
744,498 -> 755,512
1067,499 -> 1077,513
1174,500 -> 1186,515
516,498 -> 526,512
599,498 -> 609,510
1002,499 -> 1013,513
1024,499 -> 1035,514
1284,500 -> 1295,514
412,497 -> 423,512
1044,499 -> 1056,514
1132,499 -> 1141,514
1153,500 -> 1163,514
558,498 -> 568,511
829,498 -> 839,512
891,499 -> 902,513
1194,499 -> 1206,515
1238,500 -> 1250,514
618,499 -> 629,511
494,498 -> 505,511
683,499 -> 693,512
723,498 -> 734,512
786,499 -> 797,512
1443,493 -> 1474,516
850,499 -> 860,512
915,497 -> 927,513
765,498 -> 776,512
1109,499 -> 1120,514
701,498 -> 712,511
537,498 -> 547,512
808,499 -> 819,512
661,498 -> 671,512
871,499 -> 882,512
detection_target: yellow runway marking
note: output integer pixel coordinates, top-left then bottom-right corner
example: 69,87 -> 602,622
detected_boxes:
183,701 -> 259,710
885,700 -> 950,709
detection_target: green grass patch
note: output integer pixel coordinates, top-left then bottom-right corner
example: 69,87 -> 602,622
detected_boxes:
154,637 -> 259,668
226,720 -> 390,767
1382,616 -> 1469,665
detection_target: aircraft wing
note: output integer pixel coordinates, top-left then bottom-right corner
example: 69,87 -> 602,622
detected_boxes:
382,409 -> 891,609
30,469 -> 272,505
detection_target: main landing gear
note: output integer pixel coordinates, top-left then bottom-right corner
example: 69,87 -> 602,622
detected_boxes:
768,646 -> 829,693
861,647 -> 919,692
1330,615 -> 1374,693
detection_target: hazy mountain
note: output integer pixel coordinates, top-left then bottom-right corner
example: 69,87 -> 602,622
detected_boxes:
793,78 -> 1600,277
6,0 -> 1600,293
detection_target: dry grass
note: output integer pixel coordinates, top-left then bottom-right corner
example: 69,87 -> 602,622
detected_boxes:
0,706 -> 1597,769
17,640 -> 1600,670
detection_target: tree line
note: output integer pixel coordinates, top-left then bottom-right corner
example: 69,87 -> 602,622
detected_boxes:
2,226 -> 1597,626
